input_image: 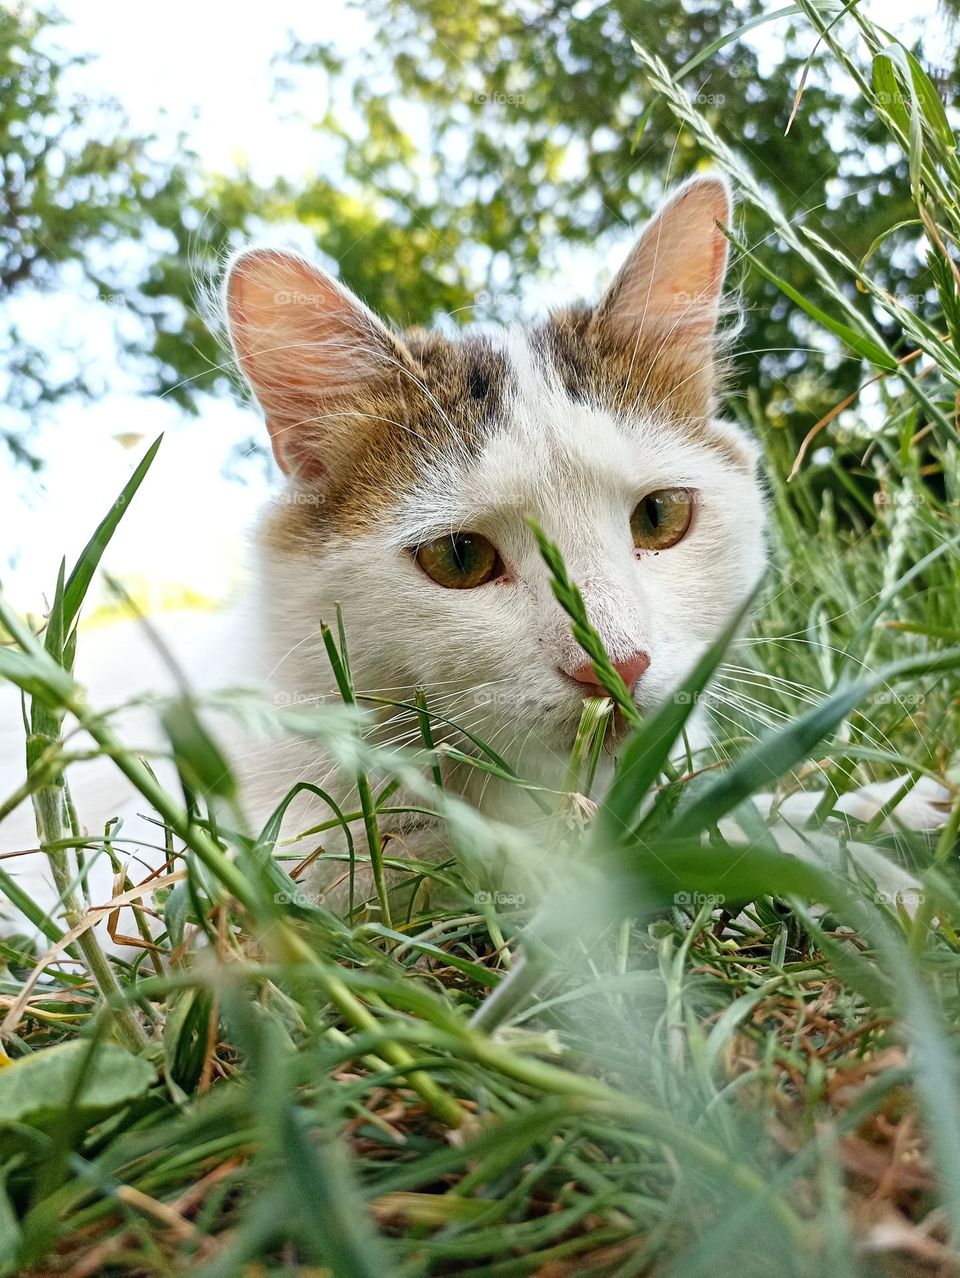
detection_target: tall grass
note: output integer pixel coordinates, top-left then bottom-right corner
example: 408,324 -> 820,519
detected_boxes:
2,6 -> 960,1274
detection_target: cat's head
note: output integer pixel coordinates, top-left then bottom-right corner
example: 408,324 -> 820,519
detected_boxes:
225,175 -> 766,762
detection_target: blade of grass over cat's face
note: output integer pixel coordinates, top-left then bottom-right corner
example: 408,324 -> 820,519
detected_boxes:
595,590 -> 758,841
528,518 -> 642,730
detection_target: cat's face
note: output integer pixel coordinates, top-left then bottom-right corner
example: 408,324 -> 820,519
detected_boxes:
226,177 -> 766,765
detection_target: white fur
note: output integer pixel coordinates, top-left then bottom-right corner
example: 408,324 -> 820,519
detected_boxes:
260,330 -> 764,749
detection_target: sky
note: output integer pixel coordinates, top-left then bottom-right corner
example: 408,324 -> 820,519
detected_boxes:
3,0 -> 375,616
1,0 -> 945,618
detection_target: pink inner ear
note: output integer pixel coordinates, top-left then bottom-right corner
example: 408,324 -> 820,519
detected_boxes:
226,249 -> 398,481
602,177 -> 731,343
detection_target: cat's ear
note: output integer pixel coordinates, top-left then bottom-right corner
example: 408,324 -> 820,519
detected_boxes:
225,248 -> 410,481
593,175 -> 731,345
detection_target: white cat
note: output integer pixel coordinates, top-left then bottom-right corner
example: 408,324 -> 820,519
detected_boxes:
223,175 -> 763,900
0,176 -> 948,933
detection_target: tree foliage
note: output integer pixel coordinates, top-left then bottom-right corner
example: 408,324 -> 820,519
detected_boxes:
290,0 -> 933,459
4,0 -> 948,482
0,4 -> 205,463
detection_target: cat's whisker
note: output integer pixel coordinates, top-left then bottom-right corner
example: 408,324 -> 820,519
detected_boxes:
715,671 -> 827,710
719,662 -> 829,693
709,684 -> 793,722
704,689 -> 782,734
356,673 -> 514,696
704,702 -> 764,743
473,716 -> 540,807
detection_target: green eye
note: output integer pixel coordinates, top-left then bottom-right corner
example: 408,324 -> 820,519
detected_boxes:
631,488 -> 694,550
415,532 -> 502,589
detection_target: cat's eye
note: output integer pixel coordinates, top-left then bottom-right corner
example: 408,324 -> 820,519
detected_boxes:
630,487 -> 694,551
415,532 -> 502,589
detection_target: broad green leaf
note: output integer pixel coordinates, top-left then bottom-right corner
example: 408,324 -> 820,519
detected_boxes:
163,881 -> 190,949
872,50 -> 910,136
903,48 -> 955,150
161,696 -> 236,801
0,647 -> 75,706
0,1041 -> 154,1126
596,591 -> 756,840
667,678 -> 872,838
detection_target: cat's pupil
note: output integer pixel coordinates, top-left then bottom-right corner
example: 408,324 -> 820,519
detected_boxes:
646,497 -> 661,528
452,536 -> 468,570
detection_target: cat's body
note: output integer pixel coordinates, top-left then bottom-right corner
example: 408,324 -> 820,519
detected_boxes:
1,175 -> 949,936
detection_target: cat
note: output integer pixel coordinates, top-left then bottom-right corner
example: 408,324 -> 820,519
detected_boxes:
225,172 -> 949,910
0,175 -> 949,936
224,174 -> 768,905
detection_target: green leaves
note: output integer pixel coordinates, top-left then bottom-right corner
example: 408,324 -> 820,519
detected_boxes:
0,1041 -> 154,1128
721,225 -> 898,373
667,677 -> 872,839
596,594 -> 756,841
873,44 -> 956,156
161,695 -> 236,802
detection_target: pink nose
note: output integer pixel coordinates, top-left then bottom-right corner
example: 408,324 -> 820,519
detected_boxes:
566,651 -> 650,696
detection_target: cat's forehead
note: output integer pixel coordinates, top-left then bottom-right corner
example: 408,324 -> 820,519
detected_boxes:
384,328 -> 733,543
400,328 -> 513,444
276,315 -> 748,544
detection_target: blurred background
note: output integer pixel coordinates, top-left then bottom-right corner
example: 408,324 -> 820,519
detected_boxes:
0,0 -> 953,617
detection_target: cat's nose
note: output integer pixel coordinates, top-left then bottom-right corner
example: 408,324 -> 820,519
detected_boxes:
565,651 -> 650,696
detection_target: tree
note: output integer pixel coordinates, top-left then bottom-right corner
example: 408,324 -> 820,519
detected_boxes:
6,0 -> 942,499
0,3 -> 483,468
0,4 -> 199,464
286,0 -> 929,462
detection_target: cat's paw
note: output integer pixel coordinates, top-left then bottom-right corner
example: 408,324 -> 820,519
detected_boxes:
834,775 -> 953,833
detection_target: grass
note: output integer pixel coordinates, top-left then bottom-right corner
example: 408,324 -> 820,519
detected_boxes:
3,6 -> 960,1274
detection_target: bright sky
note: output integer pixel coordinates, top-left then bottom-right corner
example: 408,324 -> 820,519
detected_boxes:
1,0 -> 943,617
1,0 -> 378,616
